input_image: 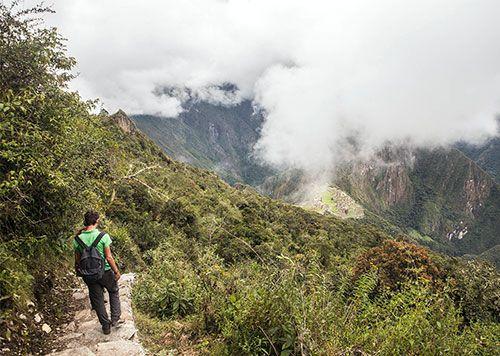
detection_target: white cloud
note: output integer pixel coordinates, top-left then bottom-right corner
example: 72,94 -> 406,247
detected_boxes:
43,0 -> 500,171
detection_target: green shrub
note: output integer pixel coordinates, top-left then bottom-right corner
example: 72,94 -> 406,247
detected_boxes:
133,241 -> 203,319
0,244 -> 33,312
105,224 -> 144,271
447,260 -> 500,323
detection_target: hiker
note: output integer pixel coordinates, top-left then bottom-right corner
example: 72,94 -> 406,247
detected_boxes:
74,211 -> 122,334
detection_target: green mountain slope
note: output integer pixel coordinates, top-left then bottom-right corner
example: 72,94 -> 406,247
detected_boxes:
456,136 -> 500,183
132,100 -> 272,185
335,147 -> 500,257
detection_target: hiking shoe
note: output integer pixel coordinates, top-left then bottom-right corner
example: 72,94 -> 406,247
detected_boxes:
112,319 -> 125,328
102,323 -> 111,335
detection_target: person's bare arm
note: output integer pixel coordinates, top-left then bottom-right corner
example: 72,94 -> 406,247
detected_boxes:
74,228 -> 85,275
74,251 -> 81,274
104,246 -> 121,281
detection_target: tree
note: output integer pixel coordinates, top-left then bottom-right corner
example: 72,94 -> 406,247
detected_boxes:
0,1 -> 75,93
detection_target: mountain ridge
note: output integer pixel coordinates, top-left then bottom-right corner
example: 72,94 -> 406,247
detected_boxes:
132,100 -> 273,186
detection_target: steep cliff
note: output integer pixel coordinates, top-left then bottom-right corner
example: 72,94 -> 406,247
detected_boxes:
336,147 -> 499,256
107,109 -> 138,134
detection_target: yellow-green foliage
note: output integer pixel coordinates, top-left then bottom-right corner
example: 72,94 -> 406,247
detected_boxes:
0,244 -> 34,312
104,224 -> 145,271
134,240 -> 500,355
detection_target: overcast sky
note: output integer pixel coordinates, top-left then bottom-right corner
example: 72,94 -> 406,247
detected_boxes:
39,0 -> 500,171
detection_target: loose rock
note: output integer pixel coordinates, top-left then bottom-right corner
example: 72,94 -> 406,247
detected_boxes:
72,291 -> 87,301
42,323 -> 52,333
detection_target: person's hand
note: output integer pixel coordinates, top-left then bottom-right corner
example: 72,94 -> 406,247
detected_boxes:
114,271 -> 121,281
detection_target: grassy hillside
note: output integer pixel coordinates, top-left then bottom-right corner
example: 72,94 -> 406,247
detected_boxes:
1,5 -> 499,355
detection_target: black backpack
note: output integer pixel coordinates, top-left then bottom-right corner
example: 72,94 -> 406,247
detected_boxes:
75,231 -> 106,283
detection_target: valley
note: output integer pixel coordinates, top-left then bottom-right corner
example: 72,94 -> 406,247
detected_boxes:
133,100 -> 500,266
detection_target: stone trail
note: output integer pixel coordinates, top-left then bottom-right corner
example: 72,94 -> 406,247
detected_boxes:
46,273 -> 145,356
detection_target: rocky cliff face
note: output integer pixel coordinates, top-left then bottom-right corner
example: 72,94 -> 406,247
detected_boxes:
337,148 -> 415,211
337,147 -> 499,256
107,109 -> 138,134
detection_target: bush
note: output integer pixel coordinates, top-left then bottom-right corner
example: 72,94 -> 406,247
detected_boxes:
104,224 -> 144,271
0,244 -> 33,312
133,240 -> 203,319
353,239 -> 442,293
447,260 -> 500,323
341,278 -> 497,355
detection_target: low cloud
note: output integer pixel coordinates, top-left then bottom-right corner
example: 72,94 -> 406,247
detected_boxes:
44,0 -> 500,171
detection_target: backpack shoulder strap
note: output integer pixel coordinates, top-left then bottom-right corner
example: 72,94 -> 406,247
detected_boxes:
91,231 -> 106,248
74,235 -> 87,250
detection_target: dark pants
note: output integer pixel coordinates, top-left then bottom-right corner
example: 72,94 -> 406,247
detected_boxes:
85,269 -> 121,327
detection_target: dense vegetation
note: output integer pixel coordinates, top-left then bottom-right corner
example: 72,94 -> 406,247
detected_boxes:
1,4 -> 499,355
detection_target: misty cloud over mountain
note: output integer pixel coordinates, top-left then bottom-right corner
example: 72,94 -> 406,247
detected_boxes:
46,0 -> 500,171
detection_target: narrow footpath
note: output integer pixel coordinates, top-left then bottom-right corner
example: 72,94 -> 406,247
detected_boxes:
47,273 -> 145,356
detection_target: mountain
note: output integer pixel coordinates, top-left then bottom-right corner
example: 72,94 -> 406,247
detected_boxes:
334,147 -> 500,256
456,136 -> 500,183
132,100 -> 499,262
131,100 -> 273,185
259,147 -> 500,261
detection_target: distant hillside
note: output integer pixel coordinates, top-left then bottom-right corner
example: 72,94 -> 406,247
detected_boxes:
131,100 -> 273,185
335,147 -> 500,257
456,136 -> 500,183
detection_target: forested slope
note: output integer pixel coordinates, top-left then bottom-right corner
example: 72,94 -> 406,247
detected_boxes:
1,5 -> 499,355
132,99 -> 272,186
335,147 -> 500,257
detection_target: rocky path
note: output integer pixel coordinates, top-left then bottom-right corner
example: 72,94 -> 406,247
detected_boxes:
47,273 -> 145,356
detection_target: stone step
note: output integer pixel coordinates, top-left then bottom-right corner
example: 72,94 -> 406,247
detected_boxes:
46,273 -> 144,356
95,340 -> 145,356
49,346 -> 94,356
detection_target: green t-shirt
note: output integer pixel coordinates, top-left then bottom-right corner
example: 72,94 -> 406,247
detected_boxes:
73,229 -> 112,270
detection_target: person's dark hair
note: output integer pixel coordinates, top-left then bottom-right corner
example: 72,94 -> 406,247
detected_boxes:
84,211 -> 100,226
